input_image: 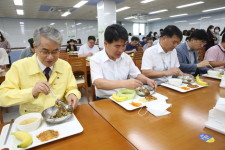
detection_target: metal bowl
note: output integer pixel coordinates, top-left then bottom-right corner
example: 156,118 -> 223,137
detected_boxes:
213,68 -> 224,75
178,75 -> 194,84
42,104 -> 73,124
136,85 -> 155,96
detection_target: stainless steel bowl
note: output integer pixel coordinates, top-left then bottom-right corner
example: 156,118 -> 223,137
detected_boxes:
136,85 -> 155,96
178,75 -> 194,84
42,104 -> 73,124
213,68 -> 224,75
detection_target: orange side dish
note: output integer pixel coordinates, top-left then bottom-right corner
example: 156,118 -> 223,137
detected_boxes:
130,102 -> 142,107
180,87 -> 190,90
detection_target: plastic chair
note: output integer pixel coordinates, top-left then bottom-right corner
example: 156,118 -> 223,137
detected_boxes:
132,51 -> 144,71
59,52 -> 69,61
68,57 -> 90,102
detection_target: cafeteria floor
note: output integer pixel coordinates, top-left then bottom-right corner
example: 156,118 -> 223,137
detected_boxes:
2,87 -> 92,123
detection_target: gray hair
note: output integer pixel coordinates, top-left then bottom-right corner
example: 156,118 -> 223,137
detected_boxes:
33,26 -> 62,47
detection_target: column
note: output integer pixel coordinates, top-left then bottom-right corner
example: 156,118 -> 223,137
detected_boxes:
97,0 -> 116,49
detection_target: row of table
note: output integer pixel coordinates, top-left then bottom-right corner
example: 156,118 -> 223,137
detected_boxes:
1,77 -> 225,149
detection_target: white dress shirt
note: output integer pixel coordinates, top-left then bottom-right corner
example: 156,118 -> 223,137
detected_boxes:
0,48 -> 9,65
36,57 -> 53,76
78,43 -> 99,56
141,42 -> 180,82
90,49 -> 141,98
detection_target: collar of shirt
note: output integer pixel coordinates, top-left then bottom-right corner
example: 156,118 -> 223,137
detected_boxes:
157,42 -> 172,55
36,56 -> 53,72
186,42 -> 192,51
102,49 -> 124,63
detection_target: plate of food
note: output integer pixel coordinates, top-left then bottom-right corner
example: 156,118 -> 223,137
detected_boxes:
0,109 -> 83,149
161,75 -> 208,93
109,88 -> 168,111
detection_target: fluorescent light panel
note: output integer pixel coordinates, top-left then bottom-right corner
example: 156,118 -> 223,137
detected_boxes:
116,6 -> 130,12
73,1 -> 88,8
140,0 -> 154,4
202,6 -> 225,12
61,11 -> 71,17
16,9 -> 24,15
149,9 -> 168,14
176,1 -> 204,8
175,20 -> 187,23
76,23 -> 82,25
197,16 -> 211,20
170,13 -> 188,17
50,23 -> 55,25
124,16 -> 135,20
14,0 -> 23,6
19,22 -> 24,25
148,18 -> 161,21
189,22 -> 200,24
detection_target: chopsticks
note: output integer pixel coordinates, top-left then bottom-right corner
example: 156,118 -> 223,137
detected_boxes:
4,119 -> 14,145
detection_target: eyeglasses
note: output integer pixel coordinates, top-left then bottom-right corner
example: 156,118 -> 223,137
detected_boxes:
39,50 -> 60,56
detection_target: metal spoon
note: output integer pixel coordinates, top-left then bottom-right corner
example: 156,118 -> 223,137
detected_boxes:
4,119 -> 14,145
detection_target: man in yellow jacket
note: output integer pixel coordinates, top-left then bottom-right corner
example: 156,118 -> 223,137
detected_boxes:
0,26 -> 81,115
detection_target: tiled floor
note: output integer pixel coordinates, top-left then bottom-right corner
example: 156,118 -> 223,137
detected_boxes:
2,87 -> 92,123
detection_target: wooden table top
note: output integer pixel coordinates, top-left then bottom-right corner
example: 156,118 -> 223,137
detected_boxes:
0,104 -> 136,150
89,77 -> 225,150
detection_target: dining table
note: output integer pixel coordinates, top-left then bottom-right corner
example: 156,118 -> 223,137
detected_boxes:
0,104 -> 136,150
89,77 -> 225,150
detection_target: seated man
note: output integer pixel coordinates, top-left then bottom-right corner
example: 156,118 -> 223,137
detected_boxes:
90,24 -> 156,100
0,48 -> 9,69
125,36 -> 139,54
176,29 -> 210,75
204,33 -> 225,68
78,36 -> 99,57
142,25 -> 183,84
66,39 -> 77,52
140,37 -> 147,47
143,37 -> 153,51
0,26 -> 81,115
20,38 -> 35,59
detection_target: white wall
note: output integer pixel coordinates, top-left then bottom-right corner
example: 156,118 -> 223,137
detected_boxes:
146,12 -> 225,35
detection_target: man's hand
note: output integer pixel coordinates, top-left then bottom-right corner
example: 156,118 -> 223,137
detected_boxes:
125,78 -> 143,89
197,60 -> 210,68
32,81 -> 50,98
87,52 -> 93,57
166,68 -> 182,76
146,78 -> 157,89
67,94 -> 79,109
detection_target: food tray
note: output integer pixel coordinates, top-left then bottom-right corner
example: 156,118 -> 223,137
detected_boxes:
0,114 -> 83,149
109,92 -> 168,111
202,74 -> 222,80
161,82 -> 207,93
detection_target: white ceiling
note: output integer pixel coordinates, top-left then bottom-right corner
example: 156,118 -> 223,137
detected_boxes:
0,0 -> 225,22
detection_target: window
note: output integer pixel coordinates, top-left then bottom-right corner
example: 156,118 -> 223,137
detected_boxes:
133,23 -> 145,35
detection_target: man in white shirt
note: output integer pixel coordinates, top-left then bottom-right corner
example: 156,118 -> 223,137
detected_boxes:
0,48 -> 9,69
78,36 -> 99,57
142,25 -> 183,84
90,24 -> 157,100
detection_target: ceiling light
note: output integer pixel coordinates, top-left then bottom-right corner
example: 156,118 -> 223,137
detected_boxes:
174,20 -> 187,23
214,18 -> 225,21
124,16 -> 135,20
16,9 -> 24,15
170,13 -> 188,17
73,1 -> 88,8
148,18 -> 161,21
149,9 -> 168,14
14,0 -> 23,6
116,6 -> 130,12
197,16 -> 211,20
202,6 -> 225,12
140,0 -> 154,4
61,11 -> 71,17
50,23 -> 55,26
19,22 -> 24,25
176,1 -> 204,8
189,22 -> 200,25
76,23 -> 82,25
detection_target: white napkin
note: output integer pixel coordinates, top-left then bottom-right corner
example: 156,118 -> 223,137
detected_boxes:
146,100 -> 172,117
215,97 -> 225,112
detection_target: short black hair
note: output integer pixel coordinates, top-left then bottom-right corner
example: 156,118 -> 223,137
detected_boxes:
88,36 -> 96,41
104,24 -> 128,43
161,25 -> 182,41
131,36 -> 139,41
222,33 -> 225,42
207,25 -> 214,33
189,29 -> 208,41
28,38 -> 34,48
